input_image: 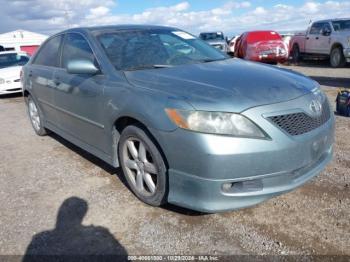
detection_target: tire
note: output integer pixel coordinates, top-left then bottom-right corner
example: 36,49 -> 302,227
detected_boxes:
347,106 -> 350,117
292,44 -> 301,64
330,47 -> 346,68
118,124 -> 168,207
26,95 -> 48,136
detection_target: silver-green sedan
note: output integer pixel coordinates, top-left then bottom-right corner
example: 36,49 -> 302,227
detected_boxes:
22,25 -> 335,212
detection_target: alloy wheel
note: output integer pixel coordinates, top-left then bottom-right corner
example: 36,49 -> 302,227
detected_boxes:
122,137 -> 158,196
29,99 -> 41,131
331,49 -> 341,67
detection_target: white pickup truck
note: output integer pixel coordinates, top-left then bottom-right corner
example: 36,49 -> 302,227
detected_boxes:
290,18 -> 350,67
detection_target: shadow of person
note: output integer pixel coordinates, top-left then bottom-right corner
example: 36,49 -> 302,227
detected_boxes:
23,197 -> 127,262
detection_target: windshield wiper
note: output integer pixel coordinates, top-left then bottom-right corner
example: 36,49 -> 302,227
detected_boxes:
199,58 -> 228,63
125,64 -> 173,71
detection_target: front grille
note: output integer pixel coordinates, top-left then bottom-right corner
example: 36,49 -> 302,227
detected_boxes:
268,100 -> 331,136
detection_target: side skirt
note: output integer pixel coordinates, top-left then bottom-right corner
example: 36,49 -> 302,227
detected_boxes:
44,121 -> 118,168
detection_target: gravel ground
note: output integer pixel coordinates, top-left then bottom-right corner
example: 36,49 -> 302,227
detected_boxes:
0,62 -> 349,258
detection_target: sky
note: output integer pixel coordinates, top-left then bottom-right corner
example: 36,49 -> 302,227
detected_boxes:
0,0 -> 349,36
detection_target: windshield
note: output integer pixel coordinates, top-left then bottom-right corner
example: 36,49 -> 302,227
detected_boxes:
97,29 -> 228,71
332,20 -> 350,31
199,32 -> 225,41
0,53 -> 29,69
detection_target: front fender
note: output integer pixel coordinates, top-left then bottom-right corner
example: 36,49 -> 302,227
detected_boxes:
105,82 -> 194,133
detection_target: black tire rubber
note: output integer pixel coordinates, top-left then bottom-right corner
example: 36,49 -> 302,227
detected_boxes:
347,106 -> 350,117
330,47 -> 346,68
118,124 -> 168,207
292,44 -> 301,64
26,95 -> 48,136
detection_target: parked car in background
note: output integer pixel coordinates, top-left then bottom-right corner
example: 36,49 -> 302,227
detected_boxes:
228,35 -> 240,56
234,31 -> 288,64
0,51 -> 29,95
22,25 -> 334,212
290,18 -> 350,67
199,31 -> 229,53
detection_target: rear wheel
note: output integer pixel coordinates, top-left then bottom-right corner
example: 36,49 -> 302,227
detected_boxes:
292,44 -> 301,64
27,95 -> 47,136
347,106 -> 350,117
118,125 -> 167,206
330,47 -> 346,68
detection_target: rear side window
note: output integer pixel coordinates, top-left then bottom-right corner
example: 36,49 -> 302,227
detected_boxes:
61,33 -> 96,68
33,35 -> 62,67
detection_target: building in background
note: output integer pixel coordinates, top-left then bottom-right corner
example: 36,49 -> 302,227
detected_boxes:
0,30 -> 48,56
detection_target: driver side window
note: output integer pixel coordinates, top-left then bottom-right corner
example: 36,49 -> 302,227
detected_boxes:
310,23 -> 323,35
323,23 -> 332,33
61,33 -> 97,69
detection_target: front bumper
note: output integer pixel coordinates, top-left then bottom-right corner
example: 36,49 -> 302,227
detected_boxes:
167,146 -> 332,212
344,48 -> 350,62
152,94 -> 335,212
0,81 -> 22,95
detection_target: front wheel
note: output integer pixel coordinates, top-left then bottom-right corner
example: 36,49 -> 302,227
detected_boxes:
118,125 -> 168,207
330,47 -> 346,68
26,95 -> 48,136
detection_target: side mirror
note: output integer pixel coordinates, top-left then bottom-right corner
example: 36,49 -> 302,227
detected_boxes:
321,28 -> 331,36
66,59 -> 100,75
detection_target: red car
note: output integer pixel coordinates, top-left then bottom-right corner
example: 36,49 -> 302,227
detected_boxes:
234,31 -> 288,64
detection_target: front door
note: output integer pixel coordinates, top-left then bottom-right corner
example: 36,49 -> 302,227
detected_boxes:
318,23 -> 332,54
52,33 -> 107,153
305,22 -> 323,54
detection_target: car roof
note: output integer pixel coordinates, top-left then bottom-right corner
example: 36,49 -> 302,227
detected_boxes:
313,18 -> 350,23
59,24 -> 180,35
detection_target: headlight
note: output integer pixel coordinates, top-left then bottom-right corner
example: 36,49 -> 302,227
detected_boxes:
165,109 -> 267,139
0,78 -> 4,85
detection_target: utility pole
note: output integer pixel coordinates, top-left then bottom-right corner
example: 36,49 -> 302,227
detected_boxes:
64,9 -> 71,29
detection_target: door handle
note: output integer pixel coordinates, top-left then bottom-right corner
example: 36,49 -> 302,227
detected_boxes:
315,37 -> 319,40
306,37 -> 309,40
28,71 -> 33,77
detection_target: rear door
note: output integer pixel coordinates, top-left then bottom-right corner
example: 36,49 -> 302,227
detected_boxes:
26,35 -> 63,124
52,33 -> 107,152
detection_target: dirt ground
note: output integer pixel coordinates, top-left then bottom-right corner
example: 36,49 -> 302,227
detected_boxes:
0,61 -> 349,259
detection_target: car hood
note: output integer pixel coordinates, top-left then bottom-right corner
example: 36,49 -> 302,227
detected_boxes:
0,66 -> 22,79
125,58 -> 317,112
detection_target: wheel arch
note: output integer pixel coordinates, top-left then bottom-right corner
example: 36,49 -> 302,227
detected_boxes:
111,115 -> 169,169
292,42 -> 300,51
331,42 -> 343,51
23,89 -> 30,103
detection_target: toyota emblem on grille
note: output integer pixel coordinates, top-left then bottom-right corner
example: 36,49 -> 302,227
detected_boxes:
310,100 -> 322,116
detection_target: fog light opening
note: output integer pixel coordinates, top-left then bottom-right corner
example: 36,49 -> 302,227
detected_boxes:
222,180 -> 263,194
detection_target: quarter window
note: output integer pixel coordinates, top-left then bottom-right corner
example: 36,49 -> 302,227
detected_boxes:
61,33 -> 96,69
32,35 -> 62,67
